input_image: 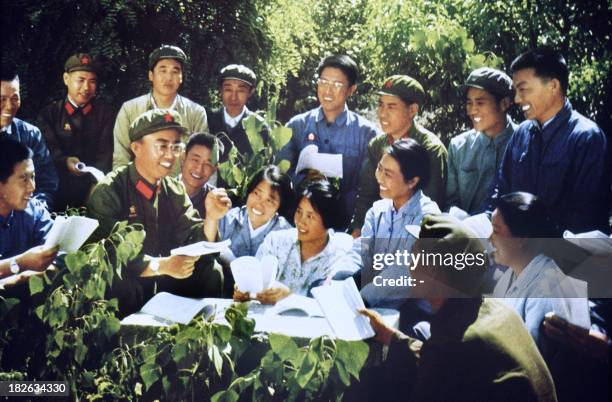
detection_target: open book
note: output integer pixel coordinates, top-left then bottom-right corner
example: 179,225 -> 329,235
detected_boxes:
43,215 -> 99,252
171,239 -> 231,257
230,255 -> 278,296
120,292 -> 214,326
265,294 -> 324,317
296,144 -> 343,178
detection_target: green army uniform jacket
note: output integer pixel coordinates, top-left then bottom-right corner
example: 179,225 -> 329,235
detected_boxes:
86,164 -> 222,315
350,122 -> 447,231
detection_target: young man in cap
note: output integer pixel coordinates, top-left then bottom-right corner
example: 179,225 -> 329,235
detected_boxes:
37,53 -> 115,211
279,54 -> 379,230
87,109 -> 229,316
446,67 -> 515,214
180,132 -> 220,218
489,47 -> 610,233
112,45 -> 208,175
350,75 -> 447,237
1,71 -> 58,209
207,64 -> 267,163
0,138 -> 58,287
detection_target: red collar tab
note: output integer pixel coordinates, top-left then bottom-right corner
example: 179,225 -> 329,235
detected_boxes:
82,103 -> 93,115
163,113 -> 174,122
136,180 -> 155,200
64,102 -> 76,115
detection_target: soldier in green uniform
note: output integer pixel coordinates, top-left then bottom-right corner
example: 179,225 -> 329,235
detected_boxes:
38,53 -> 115,211
350,75 -> 448,237
86,109 -> 229,317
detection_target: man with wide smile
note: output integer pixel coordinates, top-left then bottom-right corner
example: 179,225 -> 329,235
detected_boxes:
488,47 -> 610,233
87,109 -> 230,317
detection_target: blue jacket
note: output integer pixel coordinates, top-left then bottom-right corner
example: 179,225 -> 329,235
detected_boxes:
488,100 -> 610,233
2,118 -> 58,209
0,199 -> 54,259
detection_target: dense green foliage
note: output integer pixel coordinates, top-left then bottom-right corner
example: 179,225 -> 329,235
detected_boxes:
2,0 -> 610,143
0,220 -> 368,401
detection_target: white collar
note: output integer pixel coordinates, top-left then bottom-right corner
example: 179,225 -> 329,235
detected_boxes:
151,93 -> 178,110
224,106 -> 247,128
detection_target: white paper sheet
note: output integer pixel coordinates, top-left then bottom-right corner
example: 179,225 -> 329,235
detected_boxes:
139,292 -> 210,324
295,144 -> 343,178
75,162 -> 105,182
563,230 -> 612,255
170,239 -> 231,256
265,294 -> 324,317
311,277 -> 374,340
230,255 -> 279,295
43,215 -> 99,252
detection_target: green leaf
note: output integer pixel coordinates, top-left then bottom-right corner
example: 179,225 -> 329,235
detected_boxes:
28,275 -> 44,295
211,389 -> 239,402
277,159 -> 291,173
336,340 -> 369,379
209,344 -> 224,376
335,361 -> 351,386
218,161 -> 236,187
270,126 -> 292,150
242,114 -> 265,153
269,333 -> 299,361
54,330 -> 65,348
34,304 -> 45,320
232,165 -> 245,186
103,317 -> 121,338
295,351 -> 318,388
74,342 -> 88,365
140,363 -> 161,391
172,343 -> 188,363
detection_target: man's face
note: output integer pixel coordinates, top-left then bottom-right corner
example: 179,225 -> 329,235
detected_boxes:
375,153 -> 416,205
63,71 -> 97,106
221,79 -> 253,117
1,80 -> 21,128
181,144 -> 216,191
513,68 -> 560,124
131,129 -> 182,182
466,87 -> 508,136
377,94 -> 415,139
0,159 -> 35,213
148,59 -> 183,98
316,67 -> 355,117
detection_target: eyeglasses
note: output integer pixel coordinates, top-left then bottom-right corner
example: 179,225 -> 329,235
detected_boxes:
153,142 -> 185,157
317,78 -> 346,92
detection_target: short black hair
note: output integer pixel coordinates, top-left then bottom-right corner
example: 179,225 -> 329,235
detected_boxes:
186,132 -> 219,155
496,191 -> 560,238
0,138 -> 33,182
0,70 -> 19,83
385,138 -> 430,190
246,165 -> 295,220
510,47 -> 569,95
317,54 -> 359,86
299,179 -> 341,229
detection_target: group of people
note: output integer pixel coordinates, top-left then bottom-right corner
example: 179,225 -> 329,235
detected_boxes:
1,43 -> 611,401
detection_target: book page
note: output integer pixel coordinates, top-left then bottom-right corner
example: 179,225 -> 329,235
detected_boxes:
140,292 -> 210,324
265,294 -> 324,317
171,239 -> 231,257
311,278 -> 375,340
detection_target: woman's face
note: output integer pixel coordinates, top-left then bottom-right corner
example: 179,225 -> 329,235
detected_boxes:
246,179 -> 281,228
294,197 -> 327,243
489,208 -> 524,266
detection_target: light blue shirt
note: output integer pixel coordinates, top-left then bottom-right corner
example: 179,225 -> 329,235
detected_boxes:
256,228 -> 359,296
218,206 -> 291,259
446,117 -> 515,214
355,190 -> 441,307
493,254 -> 590,353
278,105 -> 379,228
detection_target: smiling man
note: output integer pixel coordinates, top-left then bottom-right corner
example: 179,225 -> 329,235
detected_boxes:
446,67 -> 515,214
37,53 -> 115,211
279,54 -> 379,230
180,132 -> 220,218
350,75 -> 447,237
1,71 -> 58,209
206,64 -> 267,164
87,109 -> 228,316
112,45 -> 208,176
489,47 -> 611,233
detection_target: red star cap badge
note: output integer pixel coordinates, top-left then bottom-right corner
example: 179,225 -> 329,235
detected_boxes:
384,80 -> 393,88
163,113 -> 174,122
81,56 -> 90,65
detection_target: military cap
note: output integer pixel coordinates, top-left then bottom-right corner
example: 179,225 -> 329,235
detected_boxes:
378,75 -> 426,105
148,45 -> 187,71
64,53 -> 100,74
219,64 -> 257,88
465,67 -> 513,98
129,109 -> 186,142
414,214 -> 488,296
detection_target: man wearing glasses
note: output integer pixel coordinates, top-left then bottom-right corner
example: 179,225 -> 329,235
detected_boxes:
278,54 -> 379,230
112,45 -> 208,176
87,109 -> 229,317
